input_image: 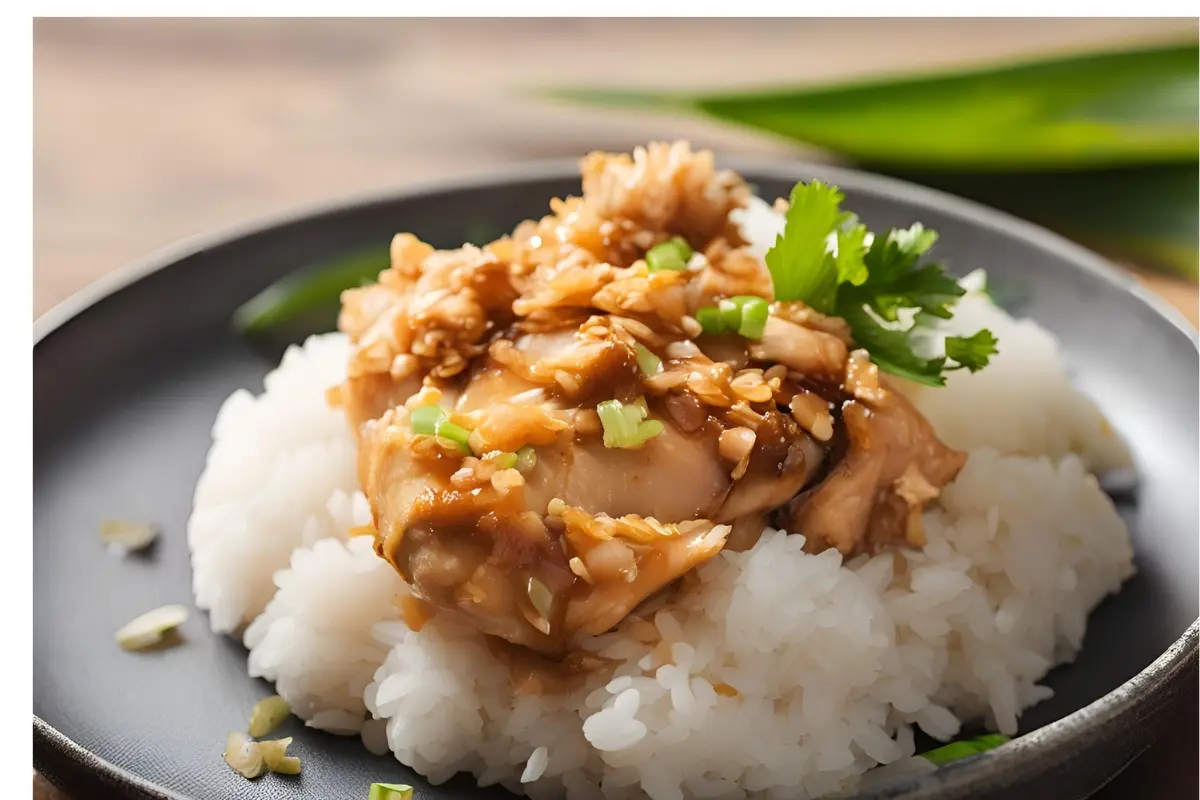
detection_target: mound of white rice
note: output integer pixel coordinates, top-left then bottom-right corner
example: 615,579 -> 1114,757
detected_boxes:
894,273 -> 1131,473
244,535 -> 405,734
187,333 -> 364,633
187,201 -> 1135,799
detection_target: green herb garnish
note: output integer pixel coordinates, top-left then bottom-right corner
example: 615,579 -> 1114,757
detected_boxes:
646,236 -> 694,273
407,405 -> 471,454
694,295 -> 770,339
515,445 -> 537,472
765,180 -> 997,386
921,733 -> 1010,766
596,397 -> 664,449
634,343 -> 662,376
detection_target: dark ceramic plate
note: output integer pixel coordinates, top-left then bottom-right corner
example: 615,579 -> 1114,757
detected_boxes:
34,160 -> 1199,800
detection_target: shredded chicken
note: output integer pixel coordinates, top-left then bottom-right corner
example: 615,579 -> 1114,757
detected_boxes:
339,141 -> 965,657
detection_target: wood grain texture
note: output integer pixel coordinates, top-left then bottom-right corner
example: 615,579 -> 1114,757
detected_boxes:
32,17 -> 1198,800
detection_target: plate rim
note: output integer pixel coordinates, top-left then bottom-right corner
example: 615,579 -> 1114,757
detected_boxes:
33,156 -> 1200,800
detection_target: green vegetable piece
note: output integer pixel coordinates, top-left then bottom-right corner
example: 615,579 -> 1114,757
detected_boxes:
764,181 -> 849,310
408,405 -> 446,436
695,306 -> 727,335
945,330 -> 1000,373
516,446 -> 537,472
233,247 -> 390,336
761,180 -> 997,385
718,298 -> 742,331
635,343 -> 662,376
549,43 -> 1200,170
248,695 -> 291,738
370,784 -> 414,800
922,733 -> 1010,766
646,240 -> 689,273
495,452 -> 519,470
636,419 -> 665,441
433,419 -> 472,454
670,236 -> 694,260
597,398 -> 663,449
732,296 -> 770,339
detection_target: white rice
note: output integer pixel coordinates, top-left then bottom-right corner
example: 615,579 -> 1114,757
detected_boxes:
187,333 -> 362,633
893,272 -> 1132,473
244,535 -> 404,734
186,200 -> 1136,799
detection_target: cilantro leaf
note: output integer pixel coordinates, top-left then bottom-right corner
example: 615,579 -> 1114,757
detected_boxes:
945,330 -> 999,372
861,223 -> 937,283
762,182 -> 998,385
863,263 -> 965,322
838,303 -> 948,387
765,181 -> 852,312
834,223 -> 870,287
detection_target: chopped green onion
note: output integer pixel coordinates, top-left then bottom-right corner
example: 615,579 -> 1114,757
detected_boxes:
921,734 -> 1010,766
694,295 -> 771,339
695,306 -> 727,335
495,452 -> 519,470
369,784 -> 414,800
718,298 -> 741,331
408,404 -> 446,435
409,405 -> 471,454
638,419 -> 665,440
646,236 -> 694,273
597,398 -> 664,449
434,419 -> 472,453
667,236 -> 694,261
646,242 -> 687,273
635,343 -> 662,376
248,695 -> 291,738
736,296 -> 769,339
516,445 -> 537,472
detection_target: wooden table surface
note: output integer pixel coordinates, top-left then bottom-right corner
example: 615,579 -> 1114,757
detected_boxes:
32,18 -> 1198,800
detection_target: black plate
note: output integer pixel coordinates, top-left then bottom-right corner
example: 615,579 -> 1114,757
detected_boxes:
34,160 -> 1199,800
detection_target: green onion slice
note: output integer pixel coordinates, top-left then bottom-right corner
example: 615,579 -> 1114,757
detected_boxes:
516,446 -> 537,472
645,237 -> 694,273
696,306 -> 727,335
408,405 -> 446,435
736,296 -> 770,339
408,405 -> 471,454
635,343 -> 662,376
433,419 -> 472,453
646,242 -> 687,273
693,296 -> 771,339
369,784 -> 414,800
922,734 -> 1010,766
597,398 -> 664,449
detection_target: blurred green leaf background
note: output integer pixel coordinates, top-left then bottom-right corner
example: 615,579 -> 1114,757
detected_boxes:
549,42 -> 1199,281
